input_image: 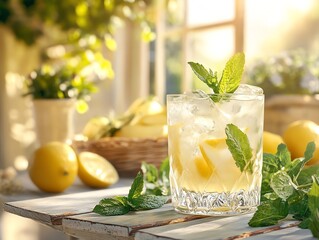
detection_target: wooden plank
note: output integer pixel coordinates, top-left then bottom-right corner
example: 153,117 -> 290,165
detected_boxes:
248,226 -> 316,240
134,214 -> 304,240
4,186 -> 130,226
62,204 -> 207,239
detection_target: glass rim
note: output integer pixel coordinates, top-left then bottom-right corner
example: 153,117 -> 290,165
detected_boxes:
167,92 -> 264,98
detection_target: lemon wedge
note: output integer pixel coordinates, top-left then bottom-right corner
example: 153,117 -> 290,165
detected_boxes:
194,155 -> 214,179
78,152 -> 119,188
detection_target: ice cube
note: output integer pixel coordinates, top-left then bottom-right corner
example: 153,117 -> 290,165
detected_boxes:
235,84 -> 263,95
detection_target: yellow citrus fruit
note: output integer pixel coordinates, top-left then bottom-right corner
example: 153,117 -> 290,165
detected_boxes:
263,131 -> 284,154
282,120 -> 319,165
194,155 -> 214,179
78,152 -> 119,188
29,142 -> 78,193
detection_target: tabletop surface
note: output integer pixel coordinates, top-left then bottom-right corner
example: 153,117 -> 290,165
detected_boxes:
3,178 -> 317,240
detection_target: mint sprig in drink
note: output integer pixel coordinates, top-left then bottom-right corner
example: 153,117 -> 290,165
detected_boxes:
167,53 -> 264,215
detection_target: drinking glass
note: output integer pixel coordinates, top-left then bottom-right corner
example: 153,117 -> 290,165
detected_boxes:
167,84 -> 264,216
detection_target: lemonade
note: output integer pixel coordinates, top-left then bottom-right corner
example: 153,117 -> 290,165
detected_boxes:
167,84 -> 264,215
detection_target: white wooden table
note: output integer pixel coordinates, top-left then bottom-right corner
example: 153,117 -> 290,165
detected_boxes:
3,181 -> 317,240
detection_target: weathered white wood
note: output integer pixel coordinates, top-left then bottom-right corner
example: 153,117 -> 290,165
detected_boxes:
4,186 -> 130,226
62,204 -> 206,239
134,214 -> 307,240
248,226 -> 316,240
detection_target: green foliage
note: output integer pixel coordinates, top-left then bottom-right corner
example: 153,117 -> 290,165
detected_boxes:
225,123 -> 253,174
2,0 -> 156,108
246,49 -> 319,97
0,0 -> 155,46
188,52 -> 245,102
141,158 -> 170,196
249,142 -> 319,239
93,171 -> 168,216
23,64 -> 98,113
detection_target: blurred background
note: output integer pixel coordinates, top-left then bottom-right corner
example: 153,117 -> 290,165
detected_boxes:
1,0 -> 319,239
1,0 -> 319,172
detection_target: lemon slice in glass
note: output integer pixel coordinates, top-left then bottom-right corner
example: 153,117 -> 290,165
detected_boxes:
78,152 -> 119,188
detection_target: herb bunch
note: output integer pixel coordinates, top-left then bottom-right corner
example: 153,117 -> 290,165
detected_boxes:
93,162 -> 169,216
188,52 -> 245,102
141,158 -> 170,196
249,142 -> 319,238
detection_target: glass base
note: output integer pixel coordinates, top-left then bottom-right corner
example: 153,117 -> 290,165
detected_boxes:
171,188 -> 260,216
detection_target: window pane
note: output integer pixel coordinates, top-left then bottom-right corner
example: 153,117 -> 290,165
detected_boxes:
166,0 -> 186,28
245,0 -> 319,62
187,0 -> 235,27
165,34 -> 183,94
187,27 -> 235,90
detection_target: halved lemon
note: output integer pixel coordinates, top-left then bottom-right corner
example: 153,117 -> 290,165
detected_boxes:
78,152 -> 119,188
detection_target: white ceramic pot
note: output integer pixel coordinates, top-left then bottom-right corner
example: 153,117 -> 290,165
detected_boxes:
33,99 -> 76,146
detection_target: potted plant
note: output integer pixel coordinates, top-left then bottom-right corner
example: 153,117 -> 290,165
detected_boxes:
23,63 -> 98,146
246,49 -> 319,134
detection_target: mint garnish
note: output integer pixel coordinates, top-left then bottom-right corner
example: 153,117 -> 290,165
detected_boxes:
187,62 -> 219,93
218,52 -> 245,94
93,171 -> 168,216
249,141 -> 319,239
188,52 -> 245,101
225,123 -> 253,173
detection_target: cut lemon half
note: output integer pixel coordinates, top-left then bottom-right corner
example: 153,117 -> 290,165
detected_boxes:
78,152 -> 119,188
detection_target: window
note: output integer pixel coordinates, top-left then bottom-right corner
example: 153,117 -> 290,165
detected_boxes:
152,0 -> 245,101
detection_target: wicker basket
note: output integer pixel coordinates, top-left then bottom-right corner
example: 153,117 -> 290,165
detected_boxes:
265,94 -> 319,135
73,137 -> 168,177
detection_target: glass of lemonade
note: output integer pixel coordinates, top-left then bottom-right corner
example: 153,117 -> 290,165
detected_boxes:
167,84 -> 264,216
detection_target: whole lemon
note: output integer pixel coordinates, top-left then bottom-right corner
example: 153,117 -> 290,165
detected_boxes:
282,120 -> 319,165
263,131 -> 284,154
29,142 -> 78,193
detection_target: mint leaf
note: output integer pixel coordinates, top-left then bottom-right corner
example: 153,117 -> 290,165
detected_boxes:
308,176 -> 319,238
142,158 -> 170,196
304,142 -> 316,164
248,199 -> 288,227
93,197 -> 131,216
298,165 -> 319,185
288,191 -> 310,221
142,161 -> 158,184
128,171 -> 144,200
131,195 -> 168,210
225,123 -> 253,173
188,62 -> 218,92
276,143 -> 291,167
308,176 -> 319,214
270,170 -> 295,201
93,162 -> 169,217
218,52 -> 245,94
309,210 -> 319,238
287,142 -> 315,181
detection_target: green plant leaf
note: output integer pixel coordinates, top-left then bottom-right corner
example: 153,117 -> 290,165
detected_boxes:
130,195 -> 168,210
188,62 -> 219,93
128,171 -> 144,200
248,198 -> 289,227
308,176 -> 319,237
275,143 -> 291,167
218,52 -> 245,94
298,165 -> 319,185
270,170 -> 296,201
93,197 -> 131,216
225,123 -> 253,173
